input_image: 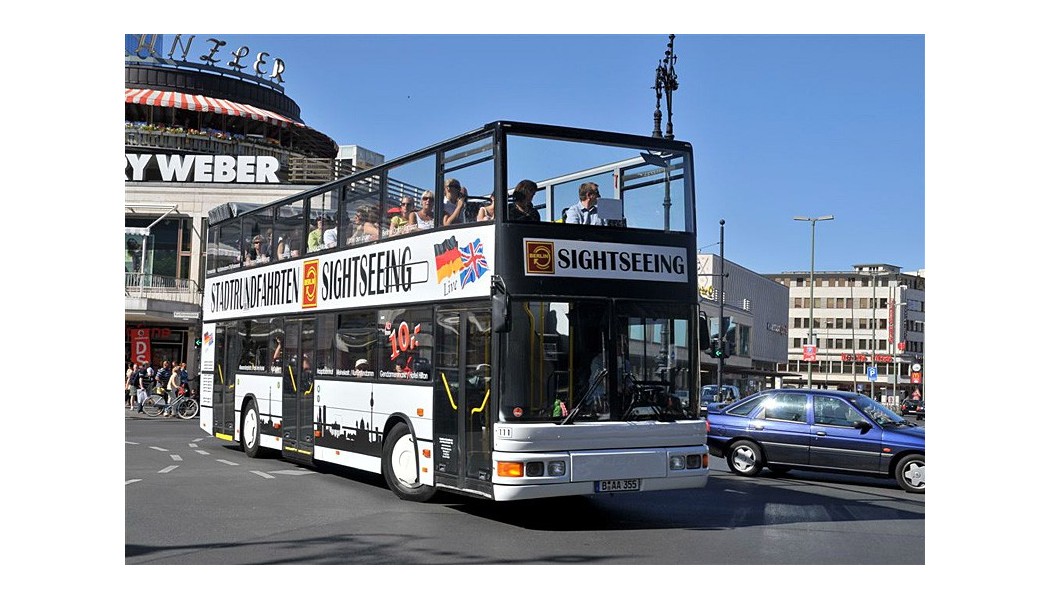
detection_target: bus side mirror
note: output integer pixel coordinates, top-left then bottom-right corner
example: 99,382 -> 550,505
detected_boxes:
697,310 -> 711,351
493,276 -> 511,333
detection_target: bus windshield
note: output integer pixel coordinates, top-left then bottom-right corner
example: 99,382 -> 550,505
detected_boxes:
500,299 -> 693,422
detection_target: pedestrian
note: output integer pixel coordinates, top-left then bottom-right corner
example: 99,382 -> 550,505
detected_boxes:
125,362 -> 135,408
134,361 -> 150,413
179,361 -> 190,394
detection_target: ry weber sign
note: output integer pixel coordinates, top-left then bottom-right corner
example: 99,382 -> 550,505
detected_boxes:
125,153 -> 281,183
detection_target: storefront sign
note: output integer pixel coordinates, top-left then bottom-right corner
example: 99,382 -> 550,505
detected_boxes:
802,344 -> 817,362
125,154 -> 281,183
129,328 -> 152,365
128,34 -> 287,85
840,353 -> 893,363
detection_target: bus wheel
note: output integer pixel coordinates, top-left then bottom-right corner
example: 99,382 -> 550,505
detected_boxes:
382,422 -> 436,502
242,400 -> 265,459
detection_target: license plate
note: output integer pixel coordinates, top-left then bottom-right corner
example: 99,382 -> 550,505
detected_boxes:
595,478 -> 641,493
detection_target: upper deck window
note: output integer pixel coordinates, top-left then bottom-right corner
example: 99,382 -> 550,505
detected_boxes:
506,134 -> 693,233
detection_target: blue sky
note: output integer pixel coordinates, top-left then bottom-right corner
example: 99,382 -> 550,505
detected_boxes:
186,33 -> 924,275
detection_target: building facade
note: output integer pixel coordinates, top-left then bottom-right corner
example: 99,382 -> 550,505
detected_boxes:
124,34 -> 380,374
766,263 -> 926,404
697,253 -> 790,397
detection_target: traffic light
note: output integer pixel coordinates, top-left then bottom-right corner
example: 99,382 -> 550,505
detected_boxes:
708,338 -> 726,360
723,320 -> 737,358
194,337 -> 202,347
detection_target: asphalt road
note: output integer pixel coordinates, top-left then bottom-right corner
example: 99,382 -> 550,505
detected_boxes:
126,411 -> 924,566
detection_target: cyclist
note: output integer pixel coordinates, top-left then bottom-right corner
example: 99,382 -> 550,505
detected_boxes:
163,364 -> 182,417
154,361 -> 172,399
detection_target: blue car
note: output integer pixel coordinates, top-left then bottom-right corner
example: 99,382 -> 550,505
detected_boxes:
706,389 -> 925,493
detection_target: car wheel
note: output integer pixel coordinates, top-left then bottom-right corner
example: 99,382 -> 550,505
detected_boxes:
726,440 -> 764,477
895,454 -> 925,493
382,422 -> 436,502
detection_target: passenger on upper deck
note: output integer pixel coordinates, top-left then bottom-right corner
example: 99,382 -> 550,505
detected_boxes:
350,206 -> 380,243
442,178 -> 467,226
508,179 -> 540,222
476,194 -> 495,221
307,215 -> 332,252
389,198 -> 411,236
323,217 -> 338,249
564,182 -> 606,225
409,191 -> 436,230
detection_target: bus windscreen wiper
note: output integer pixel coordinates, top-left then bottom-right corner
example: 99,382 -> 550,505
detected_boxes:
560,368 -> 607,425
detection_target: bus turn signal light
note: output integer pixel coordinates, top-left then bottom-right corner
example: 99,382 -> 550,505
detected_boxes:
497,461 -> 524,477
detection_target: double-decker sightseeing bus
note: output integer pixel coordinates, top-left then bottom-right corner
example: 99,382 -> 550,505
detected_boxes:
200,121 -> 711,501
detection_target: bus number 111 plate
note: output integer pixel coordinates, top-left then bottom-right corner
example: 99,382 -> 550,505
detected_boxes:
595,479 -> 641,493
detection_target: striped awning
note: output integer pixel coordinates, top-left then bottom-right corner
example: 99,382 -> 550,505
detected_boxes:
125,88 -> 304,128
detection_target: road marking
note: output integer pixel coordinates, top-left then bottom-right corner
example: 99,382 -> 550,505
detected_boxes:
159,465 -> 179,474
189,443 -> 198,448
150,446 -> 169,452
195,450 -> 210,455
217,459 -> 239,466
126,479 -> 142,485
126,441 -> 140,446
271,469 -> 316,476
251,471 -> 275,479
171,455 -> 183,461
193,438 -> 205,442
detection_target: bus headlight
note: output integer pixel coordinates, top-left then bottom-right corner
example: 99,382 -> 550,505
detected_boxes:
547,461 -> 566,477
669,455 -> 686,470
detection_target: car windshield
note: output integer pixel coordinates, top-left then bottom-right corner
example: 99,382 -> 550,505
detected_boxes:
848,393 -> 909,427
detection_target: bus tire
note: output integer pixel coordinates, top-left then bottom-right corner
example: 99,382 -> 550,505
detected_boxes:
242,400 -> 266,458
382,422 -> 436,502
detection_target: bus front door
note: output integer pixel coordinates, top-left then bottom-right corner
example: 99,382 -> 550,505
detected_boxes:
280,318 -> 316,460
213,323 -> 237,439
434,306 -> 493,495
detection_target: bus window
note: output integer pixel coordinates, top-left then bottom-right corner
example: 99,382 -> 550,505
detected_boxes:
307,190 -> 338,253
274,199 -> 305,261
237,318 -> 270,373
335,310 -> 378,378
440,135 -> 494,225
315,314 -> 335,377
386,155 -> 433,238
378,308 -> 433,382
342,176 -> 381,246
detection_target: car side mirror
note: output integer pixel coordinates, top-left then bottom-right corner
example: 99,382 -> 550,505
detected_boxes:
853,420 -> 873,434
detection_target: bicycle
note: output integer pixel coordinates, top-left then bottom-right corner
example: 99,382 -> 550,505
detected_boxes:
142,387 -> 199,419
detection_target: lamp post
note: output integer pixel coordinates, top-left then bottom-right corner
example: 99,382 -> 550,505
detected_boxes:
892,299 -> 908,405
716,219 -> 726,399
651,34 -> 678,140
794,215 -> 834,388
